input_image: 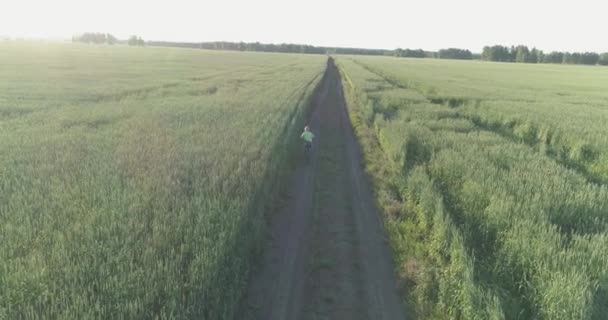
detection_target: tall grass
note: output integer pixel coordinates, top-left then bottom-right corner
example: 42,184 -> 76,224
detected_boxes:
336,56 -> 608,319
0,42 -> 326,318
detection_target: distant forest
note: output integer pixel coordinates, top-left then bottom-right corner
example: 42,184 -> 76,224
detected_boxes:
72,33 -> 145,46
481,45 -> 608,65
72,33 -> 608,66
147,40 -> 388,56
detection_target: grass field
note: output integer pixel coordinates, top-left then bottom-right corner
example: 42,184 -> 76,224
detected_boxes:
3,41 -> 607,320
0,42 -> 326,319
337,56 -> 608,319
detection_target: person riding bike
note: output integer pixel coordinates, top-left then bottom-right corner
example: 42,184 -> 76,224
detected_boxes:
300,125 -> 315,155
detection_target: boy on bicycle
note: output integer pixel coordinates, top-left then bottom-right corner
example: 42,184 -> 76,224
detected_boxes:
300,125 -> 315,152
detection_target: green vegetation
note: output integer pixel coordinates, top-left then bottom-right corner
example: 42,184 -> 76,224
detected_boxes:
482,45 -> 608,66
127,36 -> 146,46
144,40 -> 608,66
437,48 -> 473,60
72,32 -> 118,45
337,56 -> 608,319
0,42 -> 325,319
147,40 -> 389,56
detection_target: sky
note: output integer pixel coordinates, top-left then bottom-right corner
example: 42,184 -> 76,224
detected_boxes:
1,0 -> 606,53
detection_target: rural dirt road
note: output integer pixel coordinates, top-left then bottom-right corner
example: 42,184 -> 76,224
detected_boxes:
239,59 -> 406,320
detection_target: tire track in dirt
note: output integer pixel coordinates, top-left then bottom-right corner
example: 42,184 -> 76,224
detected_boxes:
239,59 -> 406,320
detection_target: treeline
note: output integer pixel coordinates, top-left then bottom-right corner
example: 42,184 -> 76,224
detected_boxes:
482,45 -> 608,65
438,48 -> 473,60
127,36 -> 145,46
148,41 -> 478,61
147,40 -> 391,56
394,48 -> 474,60
69,37 -> 608,66
72,33 -> 145,46
147,41 -> 325,54
72,33 -> 118,45
394,48 -> 428,58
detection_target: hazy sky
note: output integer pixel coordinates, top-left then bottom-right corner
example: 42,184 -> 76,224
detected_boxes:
1,0 -> 606,52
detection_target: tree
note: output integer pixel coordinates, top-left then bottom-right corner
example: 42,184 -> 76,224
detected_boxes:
579,52 -> 600,65
72,32 -> 118,45
106,33 -> 117,45
395,48 -> 425,58
128,35 -> 145,46
563,52 -> 584,64
529,48 -> 543,63
481,46 -> 491,60
543,51 -> 564,64
482,45 -> 512,62
514,45 -> 529,63
438,48 -> 473,60
599,53 -> 608,66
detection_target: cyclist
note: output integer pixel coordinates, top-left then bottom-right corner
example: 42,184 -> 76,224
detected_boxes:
300,125 -> 315,156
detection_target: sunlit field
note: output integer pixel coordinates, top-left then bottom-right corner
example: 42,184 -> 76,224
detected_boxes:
0,42 -> 325,319
337,56 -> 608,319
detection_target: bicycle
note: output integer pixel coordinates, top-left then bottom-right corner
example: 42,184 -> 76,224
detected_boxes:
300,125 -> 315,165
304,142 -> 312,164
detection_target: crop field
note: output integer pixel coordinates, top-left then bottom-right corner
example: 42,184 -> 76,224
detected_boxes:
0,42 -> 325,319
3,41 -> 607,320
337,56 -> 608,319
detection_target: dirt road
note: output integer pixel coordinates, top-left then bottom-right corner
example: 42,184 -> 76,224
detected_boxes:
239,59 -> 406,320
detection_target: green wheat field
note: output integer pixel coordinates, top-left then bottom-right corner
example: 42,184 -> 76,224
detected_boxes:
337,56 -> 608,319
1,42 -> 607,319
0,42 -> 325,319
